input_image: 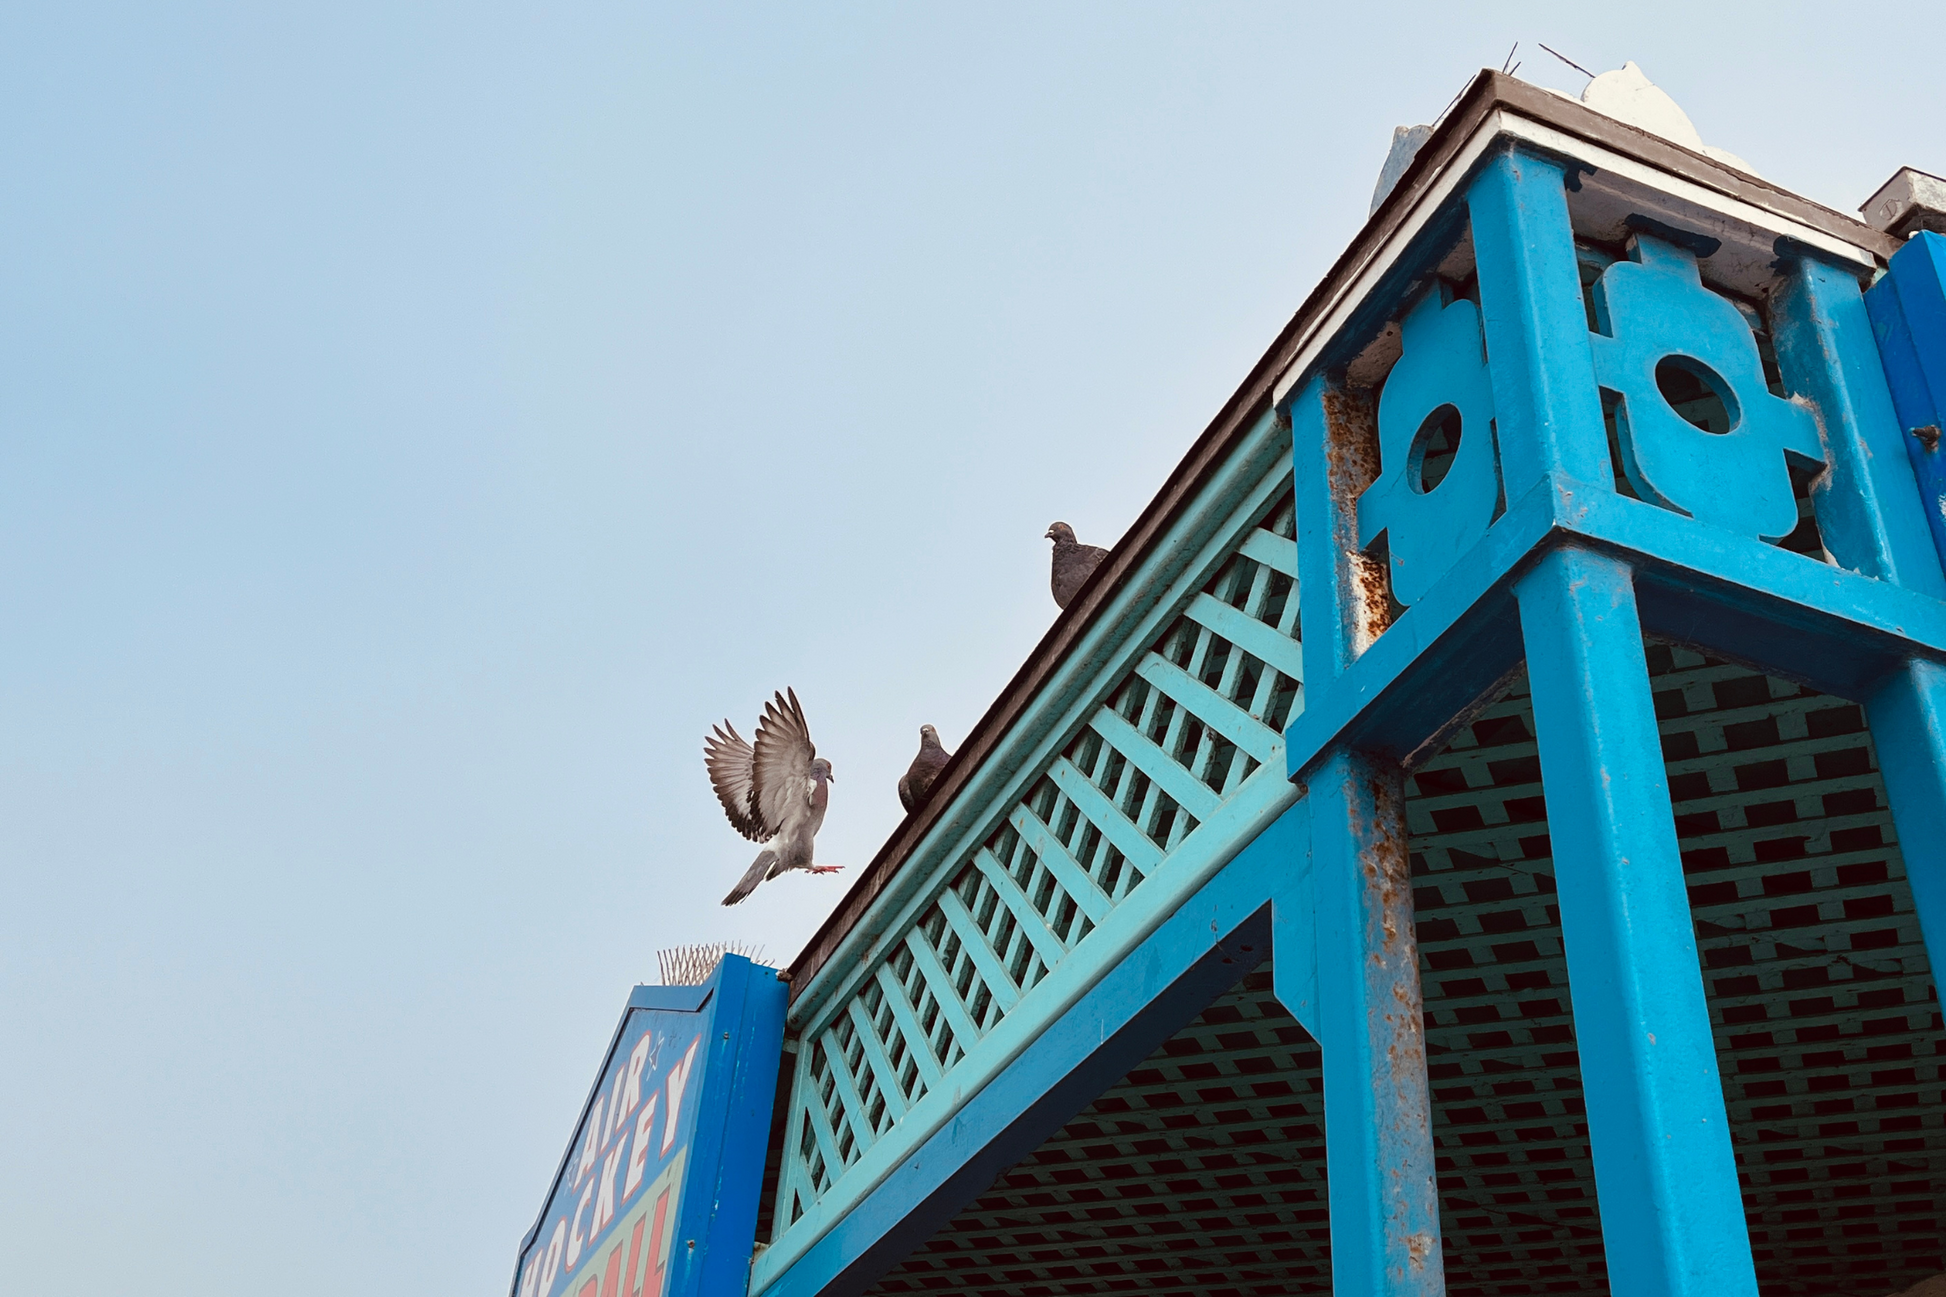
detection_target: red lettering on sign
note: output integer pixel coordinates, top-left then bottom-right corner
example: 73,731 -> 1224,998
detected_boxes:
641,1189 -> 672,1297
621,1216 -> 647,1297
599,1239 -> 624,1297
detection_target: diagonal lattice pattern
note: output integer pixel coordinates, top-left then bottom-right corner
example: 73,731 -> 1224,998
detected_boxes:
773,480 -> 1306,1236
868,967 -> 1331,1296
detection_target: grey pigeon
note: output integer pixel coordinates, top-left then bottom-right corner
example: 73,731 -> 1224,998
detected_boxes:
704,688 -> 839,905
898,725 -> 952,813
1046,521 -> 1109,609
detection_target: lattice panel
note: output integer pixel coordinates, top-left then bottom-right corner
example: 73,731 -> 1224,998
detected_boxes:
867,967 -> 1332,1296
773,486 -> 1305,1235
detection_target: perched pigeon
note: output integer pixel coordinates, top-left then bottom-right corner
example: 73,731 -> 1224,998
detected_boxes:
898,724 -> 952,813
704,688 -> 839,906
1046,521 -> 1109,609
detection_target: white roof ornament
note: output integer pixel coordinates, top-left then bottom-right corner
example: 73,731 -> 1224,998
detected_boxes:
1579,61 -> 1761,178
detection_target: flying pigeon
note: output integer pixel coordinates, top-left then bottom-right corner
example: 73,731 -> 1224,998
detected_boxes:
1046,521 -> 1109,609
704,688 -> 839,906
898,724 -> 952,813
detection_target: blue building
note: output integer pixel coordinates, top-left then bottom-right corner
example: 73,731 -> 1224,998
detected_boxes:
520,67 -> 1946,1297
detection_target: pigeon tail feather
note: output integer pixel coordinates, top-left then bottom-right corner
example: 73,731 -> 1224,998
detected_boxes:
722,849 -> 779,906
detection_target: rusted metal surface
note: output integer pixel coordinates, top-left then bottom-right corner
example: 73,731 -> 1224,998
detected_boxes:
1321,385 -> 1395,660
1315,749 -> 1442,1296
1362,764 -> 1439,1289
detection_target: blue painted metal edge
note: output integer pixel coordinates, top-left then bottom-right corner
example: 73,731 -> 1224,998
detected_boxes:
753,799 -> 1313,1297
508,958 -> 787,1297
1866,232 -> 1946,566
669,956 -> 790,1297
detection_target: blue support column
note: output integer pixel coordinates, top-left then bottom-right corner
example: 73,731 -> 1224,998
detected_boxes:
1865,231 -> 1946,569
1313,749 -> 1441,1297
1863,657 -> 1946,972
1515,546 -> 1755,1297
1467,150 -> 1609,497
1772,253 -> 1946,596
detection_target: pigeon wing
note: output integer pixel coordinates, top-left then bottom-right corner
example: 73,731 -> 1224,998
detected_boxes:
704,722 -> 770,841
752,688 -> 817,833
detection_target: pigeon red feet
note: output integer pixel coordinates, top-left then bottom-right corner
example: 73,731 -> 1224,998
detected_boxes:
810,865 -> 844,874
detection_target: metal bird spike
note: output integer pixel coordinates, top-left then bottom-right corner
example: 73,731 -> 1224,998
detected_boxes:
657,941 -> 767,986
1539,42 -> 1593,78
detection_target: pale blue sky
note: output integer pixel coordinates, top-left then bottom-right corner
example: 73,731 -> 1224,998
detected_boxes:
3,4 -> 1939,1294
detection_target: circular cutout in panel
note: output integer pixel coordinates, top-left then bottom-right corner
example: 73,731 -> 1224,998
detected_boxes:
1654,356 -> 1740,434
1409,404 -> 1463,494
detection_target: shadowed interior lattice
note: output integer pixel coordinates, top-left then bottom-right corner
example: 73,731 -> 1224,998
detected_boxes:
1408,643 -> 1944,1296
1407,678 -> 1608,1293
867,964 -> 1332,1296
1649,643 -> 1943,1293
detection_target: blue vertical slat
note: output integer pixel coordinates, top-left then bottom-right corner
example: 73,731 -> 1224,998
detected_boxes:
1467,150 -> 1609,497
1865,231 -> 1946,568
1313,749 -> 1442,1297
672,956 -> 790,1297
1863,657 -> 1946,974
1515,546 -> 1756,1297
1772,253 -> 1946,595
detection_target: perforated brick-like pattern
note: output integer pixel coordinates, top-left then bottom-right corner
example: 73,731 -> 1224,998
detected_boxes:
1407,644 -> 1944,1295
1407,679 -> 1609,1294
867,968 -> 1332,1296
1649,644 -> 1944,1293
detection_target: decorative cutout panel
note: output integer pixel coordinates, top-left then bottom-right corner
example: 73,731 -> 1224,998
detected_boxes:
1357,285 -> 1500,606
1590,235 -> 1825,541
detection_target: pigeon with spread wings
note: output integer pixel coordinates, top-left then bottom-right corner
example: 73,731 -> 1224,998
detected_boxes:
704,688 -> 839,905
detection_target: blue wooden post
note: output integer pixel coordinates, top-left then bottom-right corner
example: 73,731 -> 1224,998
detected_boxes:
1291,373 -> 1440,1291
1866,232 -> 1946,567
1313,748 -> 1441,1297
1772,253 -> 1946,595
1467,150 -> 1609,498
1863,658 -> 1946,972
1515,546 -> 1756,1297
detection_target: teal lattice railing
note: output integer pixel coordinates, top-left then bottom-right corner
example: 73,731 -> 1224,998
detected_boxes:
765,430 -> 1305,1265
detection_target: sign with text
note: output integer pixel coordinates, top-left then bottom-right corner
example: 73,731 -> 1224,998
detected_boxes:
511,956 -> 786,1297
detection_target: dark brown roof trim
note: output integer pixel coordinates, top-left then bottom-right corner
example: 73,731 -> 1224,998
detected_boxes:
784,69 -> 1896,1002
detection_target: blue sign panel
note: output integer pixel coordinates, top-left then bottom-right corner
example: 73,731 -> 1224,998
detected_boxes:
512,955 -> 786,1297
